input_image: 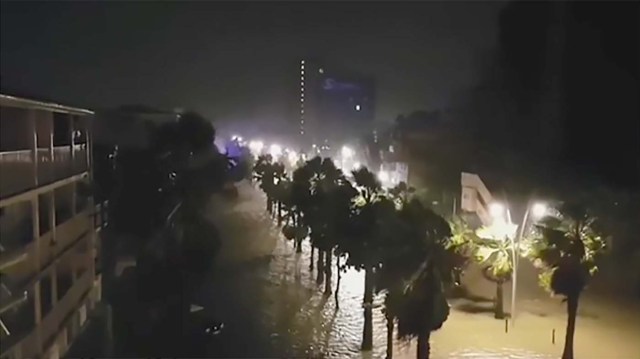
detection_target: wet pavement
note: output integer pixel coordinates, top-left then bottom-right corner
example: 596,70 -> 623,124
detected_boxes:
151,183 -> 640,358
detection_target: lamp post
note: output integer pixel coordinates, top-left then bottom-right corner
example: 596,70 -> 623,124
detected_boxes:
489,201 -> 546,327
511,201 -> 547,327
341,145 -> 354,171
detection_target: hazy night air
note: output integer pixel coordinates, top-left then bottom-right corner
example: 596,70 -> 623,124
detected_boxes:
1,2 -> 639,359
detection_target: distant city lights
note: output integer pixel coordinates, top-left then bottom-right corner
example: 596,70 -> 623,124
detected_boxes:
269,144 -> 283,159
248,140 -> 264,155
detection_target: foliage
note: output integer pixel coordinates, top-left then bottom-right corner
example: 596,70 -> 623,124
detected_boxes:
473,234 -> 514,282
525,203 -> 606,359
526,204 -> 606,296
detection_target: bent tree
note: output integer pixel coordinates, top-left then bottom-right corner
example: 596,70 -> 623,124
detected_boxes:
526,204 -> 606,359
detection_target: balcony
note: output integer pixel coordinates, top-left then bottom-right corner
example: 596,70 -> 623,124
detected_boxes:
0,268 -> 94,359
0,146 -> 89,200
0,151 -> 35,200
0,285 -> 37,359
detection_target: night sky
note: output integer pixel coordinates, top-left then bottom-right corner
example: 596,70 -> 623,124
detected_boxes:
1,1 -> 505,128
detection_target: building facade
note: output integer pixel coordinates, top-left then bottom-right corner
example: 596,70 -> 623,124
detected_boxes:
297,59 -> 375,149
0,94 -> 105,359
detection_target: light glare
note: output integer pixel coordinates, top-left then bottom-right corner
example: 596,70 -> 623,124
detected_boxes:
341,146 -> 354,159
531,202 -> 547,218
269,144 -> 282,159
489,202 -> 505,220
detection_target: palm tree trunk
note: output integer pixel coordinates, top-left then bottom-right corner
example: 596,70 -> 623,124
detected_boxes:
324,248 -> 332,295
361,266 -> 373,351
417,332 -> 430,359
385,312 -> 393,359
296,238 -> 303,253
266,197 -> 272,213
316,250 -> 325,284
277,202 -> 282,225
495,281 -> 504,319
335,256 -> 341,308
562,294 -> 579,359
310,246 -> 315,271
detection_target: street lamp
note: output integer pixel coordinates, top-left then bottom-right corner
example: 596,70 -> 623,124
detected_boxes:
341,145 -> 354,159
269,144 -> 282,160
287,150 -> 298,166
340,145 -> 354,171
511,201 -> 547,327
248,140 -> 264,155
489,202 -> 506,222
377,170 -> 390,187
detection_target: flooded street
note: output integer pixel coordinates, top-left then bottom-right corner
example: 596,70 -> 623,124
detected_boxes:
189,183 -> 640,358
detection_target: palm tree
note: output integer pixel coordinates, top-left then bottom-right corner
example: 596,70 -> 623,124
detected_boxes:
315,158 -> 352,295
253,154 -> 275,212
446,216 -> 477,290
473,228 -> 514,319
291,162 -> 314,256
270,161 -> 287,219
525,204 -> 606,359
273,175 -> 291,225
375,198 -> 413,359
397,268 -> 450,359
342,167 -> 387,351
396,200 -> 453,359
328,180 -> 358,305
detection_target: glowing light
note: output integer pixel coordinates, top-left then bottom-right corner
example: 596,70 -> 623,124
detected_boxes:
355,104 -> 361,111
377,170 -> 390,183
531,202 -> 548,218
269,144 -> 282,159
287,151 -> 298,165
477,221 -> 518,242
352,161 -> 362,170
248,140 -> 264,155
319,68 -> 324,74
489,202 -> 505,220
341,146 -> 354,159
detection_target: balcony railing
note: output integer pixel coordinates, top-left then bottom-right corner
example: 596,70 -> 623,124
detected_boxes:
73,144 -> 88,173
1,146 -> 90,199
0,287 -> 36,356
0,151 -> 35,199
0,270 -> 94,359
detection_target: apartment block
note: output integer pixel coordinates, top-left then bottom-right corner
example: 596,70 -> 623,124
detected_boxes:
0,94 -> 106,359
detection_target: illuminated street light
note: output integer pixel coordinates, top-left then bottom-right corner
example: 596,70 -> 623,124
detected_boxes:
355,104 -> 361,111
489,202 -> 505,221
511,200 -> 548,328
341,145 -> 354,159
377,170 -> 390,184
287,150 -> 298,165
531,202 -> 548,219
269,144 -> 282,159
248,140 -> 264,155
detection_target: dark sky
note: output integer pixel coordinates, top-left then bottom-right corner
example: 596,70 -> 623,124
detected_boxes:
1,1 -> 505,129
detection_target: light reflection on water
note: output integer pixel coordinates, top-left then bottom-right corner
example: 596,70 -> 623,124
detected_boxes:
197,230 -> 552,359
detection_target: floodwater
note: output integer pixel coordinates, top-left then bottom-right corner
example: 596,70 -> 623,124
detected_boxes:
147,183 -> 640,358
